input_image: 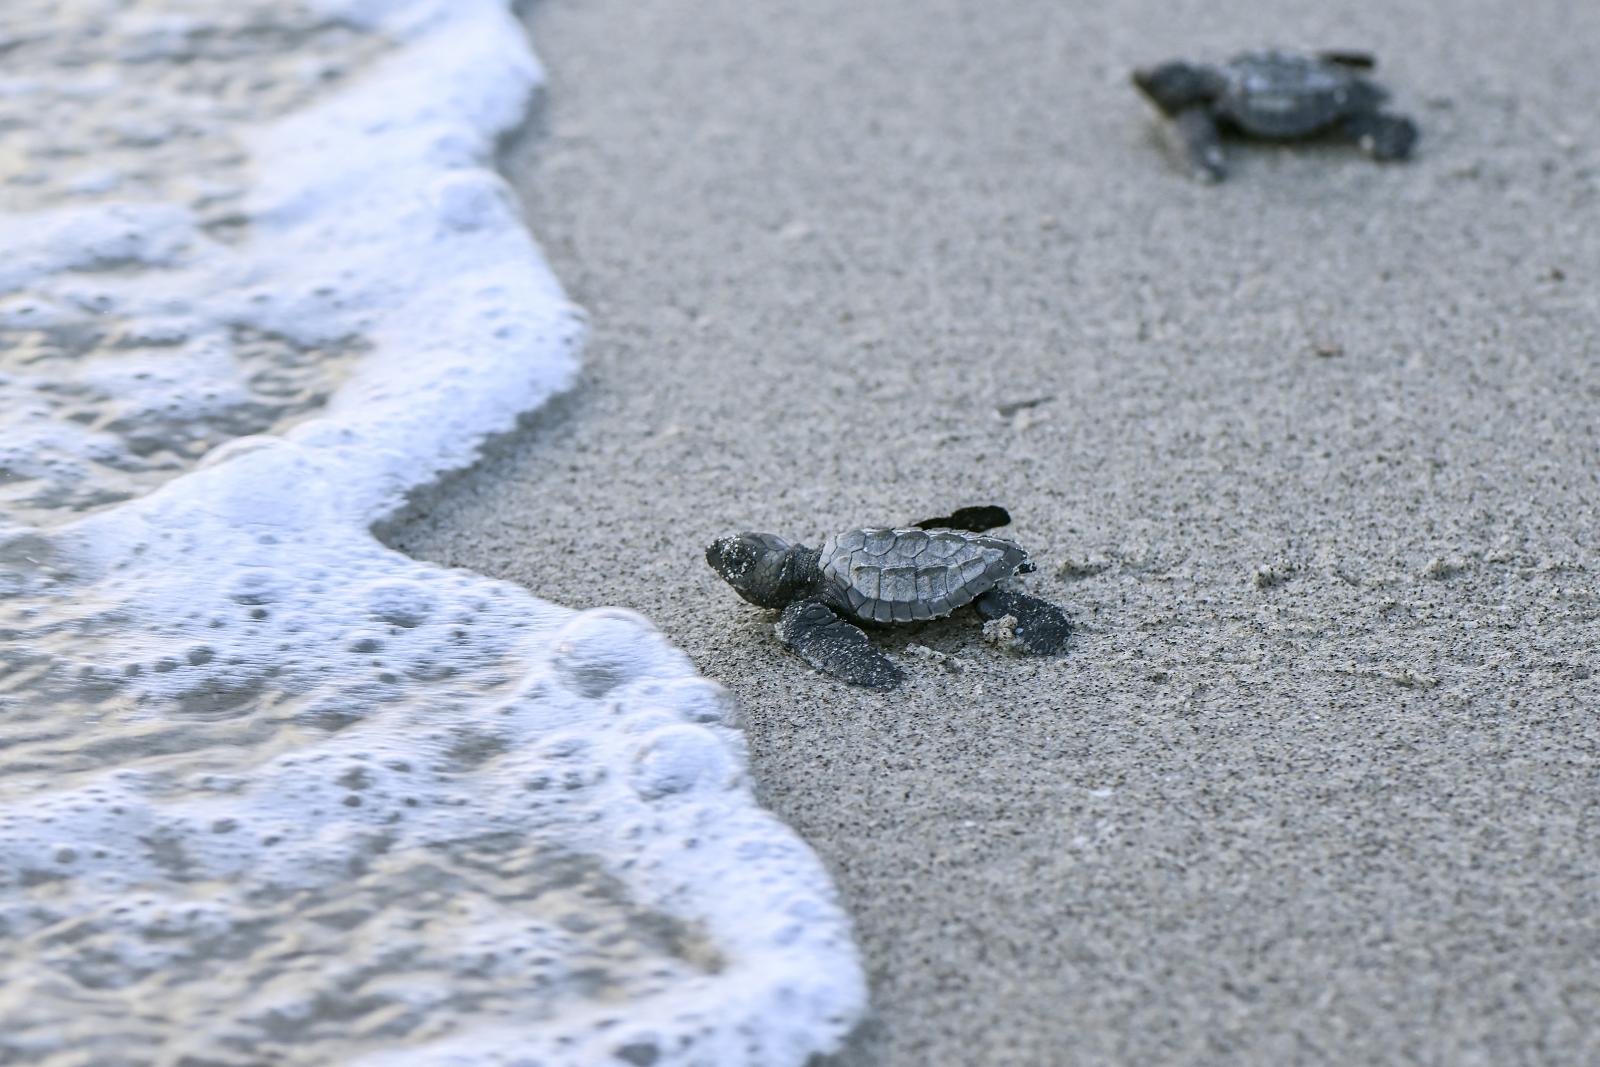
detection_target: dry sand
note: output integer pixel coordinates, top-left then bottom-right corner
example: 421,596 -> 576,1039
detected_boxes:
383,0 -> 1600,1062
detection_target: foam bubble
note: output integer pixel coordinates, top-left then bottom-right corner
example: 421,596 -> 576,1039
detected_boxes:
612,676 -> 743,727
551,608 -> 691,697
630,725 -> 738,800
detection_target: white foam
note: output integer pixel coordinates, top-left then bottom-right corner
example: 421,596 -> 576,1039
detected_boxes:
0,2 -> 863,1063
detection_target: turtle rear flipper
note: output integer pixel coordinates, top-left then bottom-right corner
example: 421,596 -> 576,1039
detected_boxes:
1317,49 -> 1376,70
976,587 -> 1072,655
1341,110 -> 1418,160
776,599 -> 904,689
913,505 -> 1011,533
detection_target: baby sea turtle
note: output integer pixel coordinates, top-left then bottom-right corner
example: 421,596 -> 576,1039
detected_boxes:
706,507 -> 1070,689
1132,49 -> 1419,182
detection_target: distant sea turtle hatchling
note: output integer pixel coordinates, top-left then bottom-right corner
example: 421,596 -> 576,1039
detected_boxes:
706,507 -> 1070,689
1132,49 -> 1419,182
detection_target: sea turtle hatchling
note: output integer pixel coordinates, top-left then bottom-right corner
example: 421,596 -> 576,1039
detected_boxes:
705,507 -> 1070,689
1132,49 -> 1419,182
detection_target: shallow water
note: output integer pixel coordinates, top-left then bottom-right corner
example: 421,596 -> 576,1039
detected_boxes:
0,2 -> 863,1063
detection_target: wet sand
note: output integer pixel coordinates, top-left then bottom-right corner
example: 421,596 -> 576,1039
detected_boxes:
385,0 -> 1600,1062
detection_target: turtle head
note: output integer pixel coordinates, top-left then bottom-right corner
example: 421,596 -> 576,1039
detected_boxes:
1132,61 -> 1222,115
706,532 -> 806,609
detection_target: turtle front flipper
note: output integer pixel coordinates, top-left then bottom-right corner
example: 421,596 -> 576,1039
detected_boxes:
1170,105 -> 1226,183
913,505 -> 1011,533
976,587 -> 1072,655
776,599 -> 904,689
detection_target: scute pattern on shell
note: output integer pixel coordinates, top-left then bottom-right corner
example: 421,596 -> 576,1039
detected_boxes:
1218,50 -> 1359,138
817,527 -> 1030,624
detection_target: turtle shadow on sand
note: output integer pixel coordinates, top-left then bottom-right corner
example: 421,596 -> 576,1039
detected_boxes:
706,506 -> 1070,690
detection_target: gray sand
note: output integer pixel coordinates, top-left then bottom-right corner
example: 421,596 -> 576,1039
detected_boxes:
385,0 -> 1600,1062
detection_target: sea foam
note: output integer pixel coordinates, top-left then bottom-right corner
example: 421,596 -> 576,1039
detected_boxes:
0,1 -> 864,1063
